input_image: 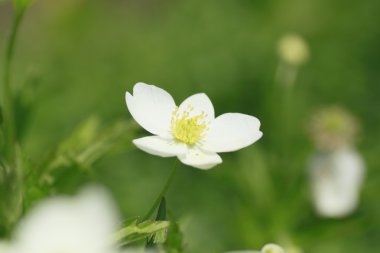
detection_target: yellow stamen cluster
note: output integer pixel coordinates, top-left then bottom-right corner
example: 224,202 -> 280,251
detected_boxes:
171,105 -> 208,145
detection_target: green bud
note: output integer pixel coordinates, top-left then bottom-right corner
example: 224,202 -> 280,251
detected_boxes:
309,106 -> 359,151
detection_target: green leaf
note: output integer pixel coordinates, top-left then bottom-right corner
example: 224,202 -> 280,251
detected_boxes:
44,116 -> 136,174
14,71 -> 42,139
25,116 -> 103,189
23,117 -> 137,207
115,218 -> 170,246
147,197 -> 167,246
156,197 -> 167,221
164,213 -> 186,253
0,147 -> 23,231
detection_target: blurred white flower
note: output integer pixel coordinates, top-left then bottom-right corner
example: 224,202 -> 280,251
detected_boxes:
261,243 -> 286,253
125,82 -> 262,169
309,147 -> 365,218
0,241 -> 11,253
7,185 -> 120,253
277,34 -> 309,66
308,106 -> 365,218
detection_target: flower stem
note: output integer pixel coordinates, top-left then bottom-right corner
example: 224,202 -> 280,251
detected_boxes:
143,160 -> 178,221
1,7 -> 26,166
0,6 -> 27,235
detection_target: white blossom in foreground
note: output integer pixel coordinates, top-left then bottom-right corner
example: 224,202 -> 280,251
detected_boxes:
225,243 -> 286,253
125,83 -> 263,169
309,147 -> 365,218
0,241 -> 11,253
7,186 -> 120,253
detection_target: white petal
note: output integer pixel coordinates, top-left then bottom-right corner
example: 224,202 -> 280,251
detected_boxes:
0,241 -> 12,253
177,93 -> 215,121
133,136 -> 187,157
202,113 -> 262,153
178,147 -> 222,170
13,186 -> 119,253
309,148 -> 365,218
126,83 -> 176,138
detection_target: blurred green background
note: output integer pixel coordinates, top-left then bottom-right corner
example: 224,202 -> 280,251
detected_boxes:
1,0 -> 380,252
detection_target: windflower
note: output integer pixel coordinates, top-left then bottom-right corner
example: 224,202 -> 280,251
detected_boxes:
5,185 -> 120,253
125,83 -> 262,169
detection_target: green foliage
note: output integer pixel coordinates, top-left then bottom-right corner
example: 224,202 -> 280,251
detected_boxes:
46,117 -> 135,171
147,197 -> 167,246
0,146 -> 23,235
164,213 -> 186,253
115,218 -> 170,246
14,72 -> 42,139
0,106 -> 3,127
22,116 -> 137,210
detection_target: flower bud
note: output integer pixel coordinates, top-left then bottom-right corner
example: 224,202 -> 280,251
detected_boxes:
277,34 -> 309,66
309,106 -> 359,151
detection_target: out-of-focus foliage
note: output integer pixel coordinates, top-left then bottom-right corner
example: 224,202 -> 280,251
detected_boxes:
115,218 -> 170,246
0,0 -> 379,252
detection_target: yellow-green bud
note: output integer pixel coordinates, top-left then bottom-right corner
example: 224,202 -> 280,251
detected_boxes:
278,34 -> 309,66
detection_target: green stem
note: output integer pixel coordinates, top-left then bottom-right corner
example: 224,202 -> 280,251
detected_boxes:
143,160 -> 178,221
0,6 -> 27,236
1,8 -> 26,166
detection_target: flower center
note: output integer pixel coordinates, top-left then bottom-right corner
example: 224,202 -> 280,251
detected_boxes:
171,105 -> 209,145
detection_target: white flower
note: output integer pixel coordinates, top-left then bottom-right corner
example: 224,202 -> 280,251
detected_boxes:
0,241 -> 11,253
7,185 -> 120,253
125,83 -> 262,169
309,147 -> 365,218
